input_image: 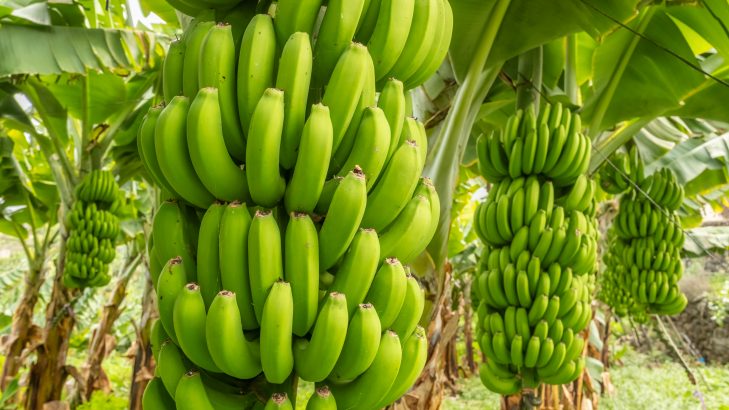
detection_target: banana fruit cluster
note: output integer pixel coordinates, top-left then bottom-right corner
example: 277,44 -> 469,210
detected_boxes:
472,104 -> 598,395
599,151 -> 687,319
142,2 -> 449,408
64,170 -> 122,288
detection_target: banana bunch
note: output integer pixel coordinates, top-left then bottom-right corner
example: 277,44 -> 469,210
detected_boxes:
472,104 -> 598,395
142,4 -> 449,407
64,170 -> 122,288
597,151 -> 632,195
598,160 -> 687,317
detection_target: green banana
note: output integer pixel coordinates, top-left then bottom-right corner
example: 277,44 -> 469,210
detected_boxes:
137,105 -> 178,196
330,228 -> 381,314
390,274 -> 424,341
318,167 -> 367,270
330,303 -> 382,382
305,386 -> 337,410
143,377 -> 175,410
163,40 -> 185,103
273,0 -> 324,45
378,194 -> 433,264
152,200 -> 198,282
175,371 -> 215,410
384,0 -> 439,82
294,292 -> 349,382
188,88 -> 249,202
365,257 -> 407,328
378,78 -> 407,164
199,24 -> 246,160
284,213 -> 320,337
311,0 -> 367,87
248,209 -> 284,323
478,362 -> 520,396
156,257 -> 187,345
173,283 -> 220,372
329,330 -> 402,410
182,21 -> 215,98
284,103 -> 334,213
155,96 -> 215,209
156,341 -> 188,397
367,0 -> 415,79
276,32 -> 313,169
335,106 -> 392,190
237,14 -> 277,135
196,203 -> 225,308
246,88 -> 286,207
206,291 -> 262,379
404,0 -> 453,89
376,325 -> 428,407
150,319 -> 167,362
264,393 -> 293,410
219,202 -> 258,329
260,280 -> 294,384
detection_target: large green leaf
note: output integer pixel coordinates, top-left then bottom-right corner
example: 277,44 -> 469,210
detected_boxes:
44,72 -> 128,125
449,0 -> 638,83
683,226 -> 729,256
0,24 -> 161,77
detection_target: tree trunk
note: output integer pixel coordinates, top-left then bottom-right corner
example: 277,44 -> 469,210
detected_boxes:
25,231 -> 79,410
1,257 -> 47,390
461,278 -> 477,376
128,269 -> 157,410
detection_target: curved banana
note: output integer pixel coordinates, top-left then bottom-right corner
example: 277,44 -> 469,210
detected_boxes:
156,341 -> 188,397
330,228 -> 381,314
284,213 -> 320,336
173,283 -> 221,372
284,104 -> 334,213
182,20 -> 215,98
199,24 -> 246,160
378,78 -> 407,165
378,194 -> 432,264
330,303 -> 382,382
155,96 -> 215,208
335,106 -> 392,189
404,0 -> 453,89
248,209 -> 284,323
163,40 -> 185,103
376,325 -> 428,407
305,386 -> 337,410
367,0 -> 415,79
206,291 -> 262,379
384,0 -> 439,83
196,202 -> 224,308
311,0 -> 367,87
390,274 -> 425,341
175,371 -> 215,410
152,200 -> 198,282
273,0 -> 324,45
330,330 -> 403,410
237,14 -> 277,135
264,393 -> 294,410
276,32 -> 313,169
246,88 -> 286,207
138,105 -> 179,196
188,88 -> 249,202
294,292 -> 349,382
143,377 -> 175,410
365,257 -> 407,328
318,167 -> 368,270
260,280 -> 294,384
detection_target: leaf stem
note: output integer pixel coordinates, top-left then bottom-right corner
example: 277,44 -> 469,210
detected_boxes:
565,34 -> 581,106
515,46 -> 543,112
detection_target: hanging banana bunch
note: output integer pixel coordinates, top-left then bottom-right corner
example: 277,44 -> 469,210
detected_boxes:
64,170 -> 123,288
472,103 -> 599,395
598,148 -> 687,320
140,1 -> 452,408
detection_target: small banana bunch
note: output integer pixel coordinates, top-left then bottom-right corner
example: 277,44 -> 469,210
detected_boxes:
141,3 -> 448,408
472,104 -> 599,395
64,170 -> 122,288
598,159 -> 687,318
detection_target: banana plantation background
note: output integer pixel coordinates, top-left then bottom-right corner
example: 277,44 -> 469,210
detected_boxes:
1,0 -> 729,409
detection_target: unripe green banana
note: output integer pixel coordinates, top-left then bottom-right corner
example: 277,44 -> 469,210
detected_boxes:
391,274 -> 424,341
138,105 -> 179,196
155,96 -> 215,209
404,0 -> 453,89
335,106 -> 391,190
150,319 -> 167,362
355,0 -> 381,43
294,292 -> 349,382
305,386 -> 337,410
361,139 -> 422,231
163,40 -> 185,103
284,213 -> 320,336
321,42 -> 372,152
182,19 -> 216,98
376,325 -> 428,407
330,303 -> 382,382
152,200 -> 198,282
277,32 -> 313,169
143,377 -> 175,410
366,0 -> 415,79
175,371 -> 215,410
274,0 -> 324,45
264,393 -> 293,410
365,257 -> 407,328
318,167 -> 368,270
199,23 -> 246,161
249,209 -> 284,323
156,257 -> 187,345
378,78 -> 407,164
246,88 -> 286,207
379,194 -> 432,264
330,228 -> 381,314
206,291 -> 262,379
284,104 -> 334,213
237,14 -> 277,134
330,330 -> 402,410
477,361 -> 520,396
384,0 -> 439,83
173,283 -> 220,372
156,341 -> 188,397
219,202 -> 258,329
260,280 -> 294,384
311,0 -> 367,87
196,202 -> 225,307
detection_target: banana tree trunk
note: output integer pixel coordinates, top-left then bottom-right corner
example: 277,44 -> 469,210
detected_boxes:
128,270 -> 158,410
1,257 -> 47,390
25,228 -> 79,410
